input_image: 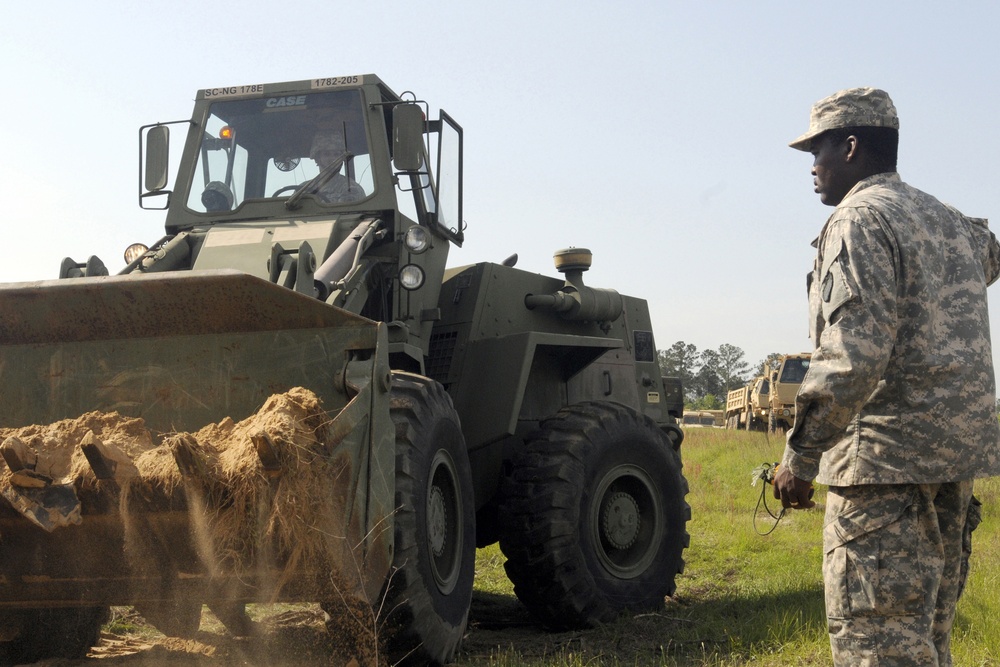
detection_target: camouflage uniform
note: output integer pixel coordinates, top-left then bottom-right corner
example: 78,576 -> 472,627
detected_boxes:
315,174 -> 365,204
784,88 -> 1000,666
309,133 -> 366,204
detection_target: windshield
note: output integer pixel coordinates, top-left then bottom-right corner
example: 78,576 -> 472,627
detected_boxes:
779,358 -> 810,383
186,89 -> 373,213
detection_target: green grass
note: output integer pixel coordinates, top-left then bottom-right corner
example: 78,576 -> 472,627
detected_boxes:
458,428 -> 1000,666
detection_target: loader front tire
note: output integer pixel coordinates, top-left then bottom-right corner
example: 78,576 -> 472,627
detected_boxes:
499,401 -> 690,630
381,373 -> 475,665
0,606 -> 108,664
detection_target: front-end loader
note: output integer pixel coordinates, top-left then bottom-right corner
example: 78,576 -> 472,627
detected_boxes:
0,75 -> 688,665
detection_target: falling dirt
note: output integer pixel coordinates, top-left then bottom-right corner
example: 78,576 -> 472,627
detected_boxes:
0,389 -> 383,666
0,389 -> 595,666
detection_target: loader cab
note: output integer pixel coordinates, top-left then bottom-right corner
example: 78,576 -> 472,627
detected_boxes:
184,88 -> 375,214
138,75 -> 464,373
143,76 -> 463,248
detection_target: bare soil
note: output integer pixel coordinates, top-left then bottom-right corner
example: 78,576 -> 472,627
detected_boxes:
40,593 -> 568,666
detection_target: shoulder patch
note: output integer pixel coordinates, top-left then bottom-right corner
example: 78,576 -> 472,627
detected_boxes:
821,240 -> 855,323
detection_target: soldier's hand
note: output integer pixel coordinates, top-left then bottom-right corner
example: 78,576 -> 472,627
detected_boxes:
773,466 -> 815,510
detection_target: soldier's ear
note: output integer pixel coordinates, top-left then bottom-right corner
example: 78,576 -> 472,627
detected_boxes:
843,135 -> 859,163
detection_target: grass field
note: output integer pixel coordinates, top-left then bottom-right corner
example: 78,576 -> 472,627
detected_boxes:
457,427 -> 1000,666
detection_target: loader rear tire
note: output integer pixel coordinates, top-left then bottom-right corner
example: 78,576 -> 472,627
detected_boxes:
499,401 -> 689,630
381,373 -> 475,665
0,606 -> 108,664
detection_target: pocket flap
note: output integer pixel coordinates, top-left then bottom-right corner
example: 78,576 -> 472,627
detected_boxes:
823,489 -> 916,552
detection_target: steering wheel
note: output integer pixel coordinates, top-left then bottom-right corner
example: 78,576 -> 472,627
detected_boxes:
271,184 -> 301,197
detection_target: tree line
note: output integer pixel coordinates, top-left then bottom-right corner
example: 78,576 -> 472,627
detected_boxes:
657,342 -> 784,410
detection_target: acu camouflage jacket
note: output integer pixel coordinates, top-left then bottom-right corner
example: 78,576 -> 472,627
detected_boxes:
783,172 -> 1000,486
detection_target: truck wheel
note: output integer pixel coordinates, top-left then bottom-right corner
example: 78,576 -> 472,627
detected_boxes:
0,606 -> 108,664
381,373 -> 475,665
499,401 -> 690,630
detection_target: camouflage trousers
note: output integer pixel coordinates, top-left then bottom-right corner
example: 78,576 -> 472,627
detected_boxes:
822,481 -> 974,667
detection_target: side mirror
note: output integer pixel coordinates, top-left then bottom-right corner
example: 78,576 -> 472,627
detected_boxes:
392,104 -> 424,171
144,125 -> 170,192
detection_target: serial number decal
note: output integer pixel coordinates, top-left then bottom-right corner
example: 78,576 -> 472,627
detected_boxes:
201,84 -> 265,99
312,75 -> 361,89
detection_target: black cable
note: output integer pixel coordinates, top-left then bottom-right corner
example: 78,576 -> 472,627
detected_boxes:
752,477 -> 785,536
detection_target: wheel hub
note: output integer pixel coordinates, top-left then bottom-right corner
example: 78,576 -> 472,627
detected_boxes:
591,463 -> 664,578
601,491 -> 640,550
427,486 -> 448,556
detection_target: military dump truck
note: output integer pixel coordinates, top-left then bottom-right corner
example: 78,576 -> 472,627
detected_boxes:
725,374 -> 770,430
765,353 -> 811,431
725,353 -> 811,432
0,75 -> 689,665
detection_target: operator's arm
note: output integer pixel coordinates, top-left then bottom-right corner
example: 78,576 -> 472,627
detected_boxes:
780,209 -> 899,482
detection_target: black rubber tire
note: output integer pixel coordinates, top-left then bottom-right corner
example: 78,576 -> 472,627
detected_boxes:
499,401 -> 690,630
380,373 -> 475,665
0,606 -> 108,665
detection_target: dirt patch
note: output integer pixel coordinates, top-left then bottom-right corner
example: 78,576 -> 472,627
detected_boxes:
46,593 -> 659,666
30,597 -> 561,666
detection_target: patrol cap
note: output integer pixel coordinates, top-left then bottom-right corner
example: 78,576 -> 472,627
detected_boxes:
310,132 -> 347,159
789,87 -> 899,151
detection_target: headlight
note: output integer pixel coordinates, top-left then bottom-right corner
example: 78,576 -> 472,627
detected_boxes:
404,226 -> 431,254
783,409 -> 791,417
124,243 -> 149,264
399,264 -> 425,290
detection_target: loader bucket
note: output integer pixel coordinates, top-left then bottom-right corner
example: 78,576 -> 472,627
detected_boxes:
0,269 -> 375,430
0,270 -> 394,614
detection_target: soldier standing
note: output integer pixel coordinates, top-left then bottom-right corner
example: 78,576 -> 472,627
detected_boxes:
774,87 -> 1000,666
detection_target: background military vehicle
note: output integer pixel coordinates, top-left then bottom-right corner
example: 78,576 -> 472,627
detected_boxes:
0,75 -> 689,665
725,353 -> 811,432
681,410 -> 724,428
725,374 -> 770,430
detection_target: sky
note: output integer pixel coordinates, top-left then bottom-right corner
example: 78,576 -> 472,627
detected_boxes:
2,1 -> 999,377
